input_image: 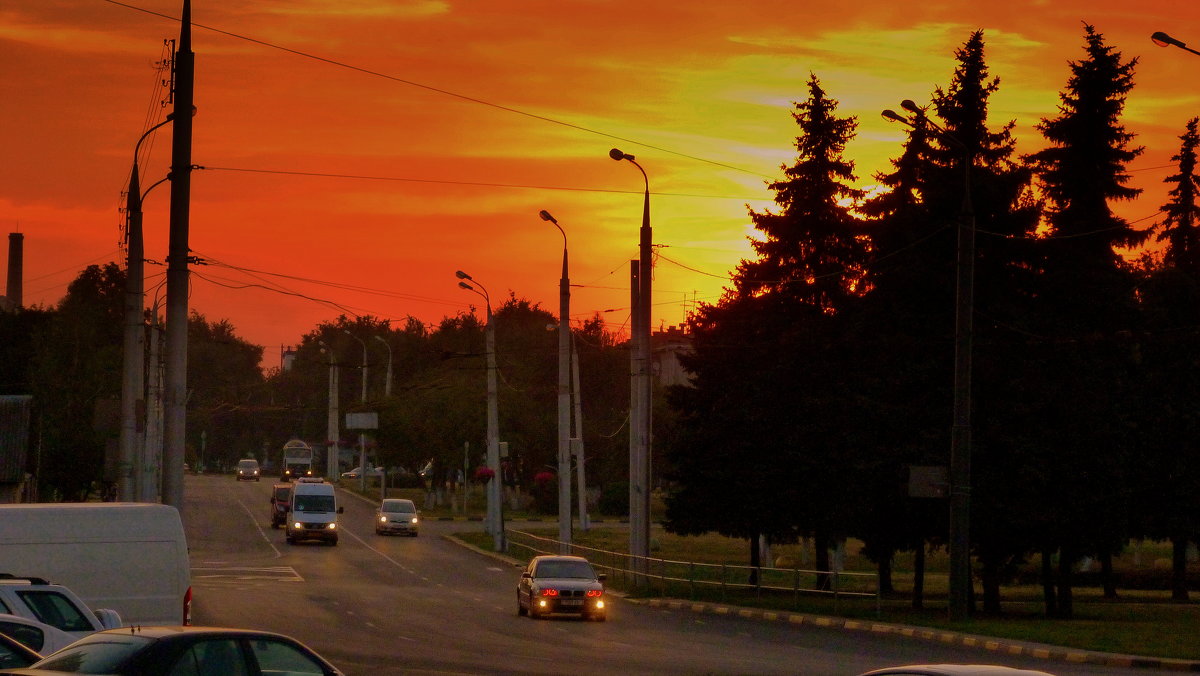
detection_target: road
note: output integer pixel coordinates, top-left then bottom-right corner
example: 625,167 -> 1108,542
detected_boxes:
182,474 -> 1180,675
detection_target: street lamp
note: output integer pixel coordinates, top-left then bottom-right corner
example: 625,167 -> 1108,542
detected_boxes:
374,335 -> 393,398
120,112 -> 178,502
610,147 -> 653,576
884,101 -> 976,621
343,329 -> 369,492
1152,31 -> 1200,56
457,270 -> 505,552
541,209 -> 573,552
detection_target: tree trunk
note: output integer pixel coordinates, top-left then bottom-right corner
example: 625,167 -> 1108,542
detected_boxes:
1172,535 -> 1189,602
1056,547 -> 1074,619
1041,547 -> 1057,618
815,531 -> 831,590
912,542 -> 925,609
1099,549 -> 1117,599
979,554 -> 1002,615
749,532 -> 761,587
878,549 -> 895,596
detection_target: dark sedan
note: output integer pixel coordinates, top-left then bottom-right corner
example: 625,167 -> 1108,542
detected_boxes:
517,555 -> 607,621
0,626 -> 342,676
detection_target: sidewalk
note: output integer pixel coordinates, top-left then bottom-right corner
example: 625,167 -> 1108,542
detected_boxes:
444,532 -> 1200,673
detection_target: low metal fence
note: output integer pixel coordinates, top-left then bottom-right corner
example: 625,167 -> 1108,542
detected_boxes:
505,529 -> 879,617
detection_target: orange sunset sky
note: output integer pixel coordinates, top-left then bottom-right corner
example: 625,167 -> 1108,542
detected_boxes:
3,1 -> 1199,370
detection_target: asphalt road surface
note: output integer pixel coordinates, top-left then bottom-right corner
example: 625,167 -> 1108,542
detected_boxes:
181,474 -> 1182,675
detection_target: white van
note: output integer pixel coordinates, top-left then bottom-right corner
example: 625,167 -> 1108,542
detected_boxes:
0,503 -> 192,626
285,479 -> 343,546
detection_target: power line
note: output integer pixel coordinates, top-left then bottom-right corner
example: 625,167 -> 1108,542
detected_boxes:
100,0 -> 774,180
196,166 -> 769,201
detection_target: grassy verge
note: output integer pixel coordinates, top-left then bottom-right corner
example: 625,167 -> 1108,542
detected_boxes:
454,527 -> 1200,660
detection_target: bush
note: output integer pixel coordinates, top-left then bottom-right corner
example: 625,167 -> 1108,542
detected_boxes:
598,481 -> 629,517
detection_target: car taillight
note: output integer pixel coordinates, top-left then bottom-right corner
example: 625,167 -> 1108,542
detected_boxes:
539,588 -> 559,597
183,586 -> 193,626
586,590 -> 603,597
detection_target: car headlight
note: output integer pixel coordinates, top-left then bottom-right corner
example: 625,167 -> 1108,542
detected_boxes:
411,517 -> 419,524
379,516 -> 388,523
327,523 -> 337,529
293,522 -> 303,529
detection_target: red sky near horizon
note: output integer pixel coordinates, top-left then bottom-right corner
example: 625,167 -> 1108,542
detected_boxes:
3,0 -> 1199,370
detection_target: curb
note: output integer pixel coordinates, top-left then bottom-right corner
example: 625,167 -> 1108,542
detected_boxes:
628,598 -> 1200,671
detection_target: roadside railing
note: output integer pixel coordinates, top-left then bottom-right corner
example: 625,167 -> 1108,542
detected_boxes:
505,529 -> 880,617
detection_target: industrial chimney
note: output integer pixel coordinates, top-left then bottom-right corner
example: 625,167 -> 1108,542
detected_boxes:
4,232 -> 21,309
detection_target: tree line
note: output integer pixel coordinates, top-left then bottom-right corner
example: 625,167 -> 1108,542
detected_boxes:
662,25 -> 1200,618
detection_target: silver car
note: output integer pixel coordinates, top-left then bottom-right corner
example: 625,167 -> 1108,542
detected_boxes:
375,498 -> 419,536
517,555 -> 607,621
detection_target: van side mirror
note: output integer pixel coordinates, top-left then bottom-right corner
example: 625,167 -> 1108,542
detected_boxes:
338,506 -> 344,514
598,573 -> 607,583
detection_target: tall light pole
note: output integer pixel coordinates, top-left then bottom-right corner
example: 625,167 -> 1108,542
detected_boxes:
343,329 -> 369,492
540,209 -> 573,552
1152,31 -> 1200,56
374,335 -> 393,398
884,101 -> 976,621
120,113 -> 175,502
163,0 -> 195,511
610,148 -> 652,575
318,340 -> 340,481
457,270 -> 504,552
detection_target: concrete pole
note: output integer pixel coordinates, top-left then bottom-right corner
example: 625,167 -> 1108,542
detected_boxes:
542,210 -> 572,552
162,0 -> 194,510
629,261 -> 646,575
140,303 -> 163,502
118,161 -> 145,502
322,343 -> 339,480
485,301 -> 503,551
571,336 -> 589,531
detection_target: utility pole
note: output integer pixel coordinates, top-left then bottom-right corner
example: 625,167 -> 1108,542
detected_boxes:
162,0 -> 194,510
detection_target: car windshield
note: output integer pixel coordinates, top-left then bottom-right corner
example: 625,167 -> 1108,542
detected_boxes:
534,560 -> 596,579
273,487 -> 290,501
293,495 -> 334,512
33,636 -> 151,674
382,501 -> 414,513
239,460 -> 257,468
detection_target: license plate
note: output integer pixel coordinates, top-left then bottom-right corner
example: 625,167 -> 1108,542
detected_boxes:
560,599 -> 583,606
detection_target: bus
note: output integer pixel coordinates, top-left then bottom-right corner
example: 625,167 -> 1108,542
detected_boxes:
280,439 -> 314,481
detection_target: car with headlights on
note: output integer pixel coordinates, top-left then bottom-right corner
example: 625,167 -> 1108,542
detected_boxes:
375,498 -> 419,536
0,626 -> 343,676
517,555 -> 607,621
235,458 -> 260,481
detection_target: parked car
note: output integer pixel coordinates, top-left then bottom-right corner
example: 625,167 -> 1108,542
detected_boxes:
0,632 -> 40,671
374,499 -> 419,536
0,626 -> 343,676
0,575 -> 120,640
340,466 -> 383,479
235,458 -> 261,481
0,614 -> 74,656
269,483 -> 292,529
857,667 -> 1056,675
516,555 -> 607,621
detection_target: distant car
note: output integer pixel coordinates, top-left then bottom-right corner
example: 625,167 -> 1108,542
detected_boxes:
0,630 -> 40,670
375,498 -> 419,536
235,458 -> 260,481
517,555 -> 607,621
857,667 -> 1056,676
0,626 -> 343,676
269,482 -> 292,529
340,466 -> 383,479
0,614 -> 75,656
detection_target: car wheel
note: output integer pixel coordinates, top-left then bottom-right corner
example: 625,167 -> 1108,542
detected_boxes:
285,536 -> 295,545
528,602 -> 540,619
517,594 -> 527,616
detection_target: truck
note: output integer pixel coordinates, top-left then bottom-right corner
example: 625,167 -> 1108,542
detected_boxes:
0,503 -> 192,627
280,439 -> 314,481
